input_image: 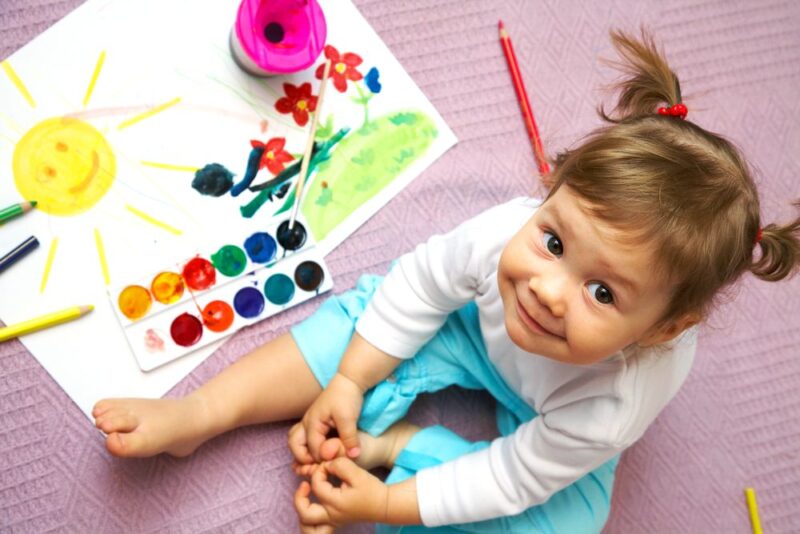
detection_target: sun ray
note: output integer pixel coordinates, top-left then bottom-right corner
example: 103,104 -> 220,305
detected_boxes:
83,51 -> 106,108
140,161 -> 199,172
117,97 -> 181,131
110,152 -> 204,233
0,111 -> 25,136
1,61 -> 36,108
125,204 -> 182,235
207,73 -> 302,131
94,228 -> 111,285
39,238 -> 59,293
117,151 -> 203,229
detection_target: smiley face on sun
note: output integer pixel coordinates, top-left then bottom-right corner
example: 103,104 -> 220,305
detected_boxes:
0,51 -> 190,294
13,116 -> 116,216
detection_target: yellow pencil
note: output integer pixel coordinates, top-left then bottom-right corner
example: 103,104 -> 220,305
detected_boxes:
744,487 -> 763,534
0,305 -> 94,342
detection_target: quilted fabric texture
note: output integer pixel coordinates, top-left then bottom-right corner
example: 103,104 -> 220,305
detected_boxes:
1,0 -> 799,532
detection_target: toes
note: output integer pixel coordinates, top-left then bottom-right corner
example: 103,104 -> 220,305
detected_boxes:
106,431 -> 149,458
96,412 -> 139,434
319,438 -> 345,461
292,463 -> 318,477
92,399 -> 119,417
105,432 -> 130,457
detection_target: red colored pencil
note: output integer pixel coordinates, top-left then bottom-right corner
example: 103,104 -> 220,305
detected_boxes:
498,20 -> 550,176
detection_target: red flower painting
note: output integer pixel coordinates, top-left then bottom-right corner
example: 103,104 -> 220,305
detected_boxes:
275,83 -> 318,126
316,45 -> 363,93
251,138 -> 294,175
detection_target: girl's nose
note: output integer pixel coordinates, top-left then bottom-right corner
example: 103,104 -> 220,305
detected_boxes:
528,272 -> 567,317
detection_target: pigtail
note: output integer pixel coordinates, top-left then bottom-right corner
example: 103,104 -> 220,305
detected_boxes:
600,29 -> 682,122
751,201 -> 800,281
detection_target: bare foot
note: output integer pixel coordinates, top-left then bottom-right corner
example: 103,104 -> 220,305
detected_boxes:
92,395 -> 215,458
321,421 -> 420,470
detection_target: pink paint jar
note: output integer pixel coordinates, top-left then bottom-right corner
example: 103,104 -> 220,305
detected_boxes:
230,0 -> 327,77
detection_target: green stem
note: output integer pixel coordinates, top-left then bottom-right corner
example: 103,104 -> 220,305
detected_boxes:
355,83 -> 370,127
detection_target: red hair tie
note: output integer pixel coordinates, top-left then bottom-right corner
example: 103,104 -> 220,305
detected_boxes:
657,103 -> 688,120
755,228 -> 763,243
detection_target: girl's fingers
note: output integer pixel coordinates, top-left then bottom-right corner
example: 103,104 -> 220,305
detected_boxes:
332,410 -> 361,459
309,462 -> 344,503
322,457 -> 360,484
292,461 -> 320,477
306,417 -> 333,463
311,458 -> 374,503
288,423 -> 314,465
293,481 -> 332,525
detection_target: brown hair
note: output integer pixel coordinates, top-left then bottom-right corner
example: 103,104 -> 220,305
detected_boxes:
547,29 -> 800,330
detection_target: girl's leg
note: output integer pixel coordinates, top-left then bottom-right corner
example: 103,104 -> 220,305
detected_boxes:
92,332 -> 321,458
377,425 -> 618,534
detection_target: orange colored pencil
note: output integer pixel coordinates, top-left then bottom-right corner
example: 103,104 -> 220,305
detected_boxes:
498,20 -> 550,176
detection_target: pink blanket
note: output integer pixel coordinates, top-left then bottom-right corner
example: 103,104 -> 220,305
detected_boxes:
2,0 -> 798,531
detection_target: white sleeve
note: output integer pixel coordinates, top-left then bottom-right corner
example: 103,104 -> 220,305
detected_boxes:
416,406 -> 625,526
355,201 -> 520,359
414,330 -> 698,526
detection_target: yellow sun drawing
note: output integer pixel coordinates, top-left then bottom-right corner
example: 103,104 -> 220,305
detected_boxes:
2,54 -> 188,292
13,116 -> 116,216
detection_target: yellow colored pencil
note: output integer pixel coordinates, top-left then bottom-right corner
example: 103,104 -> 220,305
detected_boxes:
0,305 -> 94,342
744,487 -> 763,534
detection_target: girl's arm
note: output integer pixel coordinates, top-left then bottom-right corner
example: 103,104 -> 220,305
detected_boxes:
354,199 -> 535,361
385,477 -> 422,525
337,332 -> 403,392
290,333 -> 403,462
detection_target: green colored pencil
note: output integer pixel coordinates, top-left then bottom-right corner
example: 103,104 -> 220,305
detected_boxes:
0,200 -> 37,224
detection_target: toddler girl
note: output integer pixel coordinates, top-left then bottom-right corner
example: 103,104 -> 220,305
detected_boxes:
92,30 -> 800,533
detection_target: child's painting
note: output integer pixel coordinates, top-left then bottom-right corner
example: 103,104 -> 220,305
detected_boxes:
0,0 -> 456,418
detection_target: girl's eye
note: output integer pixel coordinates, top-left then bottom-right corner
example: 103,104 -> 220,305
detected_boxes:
542,231 -> 563,256
588,282 -> 614,305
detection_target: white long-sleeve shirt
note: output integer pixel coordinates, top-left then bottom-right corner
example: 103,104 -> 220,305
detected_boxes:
355,197 -> 697,526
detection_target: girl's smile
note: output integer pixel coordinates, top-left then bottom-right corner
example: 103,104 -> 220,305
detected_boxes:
514,293 -> 564,340
497,185 -> 681,365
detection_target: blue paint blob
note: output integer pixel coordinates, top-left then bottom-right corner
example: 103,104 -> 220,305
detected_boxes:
365,67 -> 382,94
192,163 -> 233,196
233,286 -> 265,318
243,232 -> 277,263
231,146 -> 265,197
264,273 -> 295,305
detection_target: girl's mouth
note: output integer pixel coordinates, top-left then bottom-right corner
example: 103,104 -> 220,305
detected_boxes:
515,298 -> 564,339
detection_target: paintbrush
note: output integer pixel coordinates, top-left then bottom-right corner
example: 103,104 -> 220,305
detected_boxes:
288,58 -> 332,231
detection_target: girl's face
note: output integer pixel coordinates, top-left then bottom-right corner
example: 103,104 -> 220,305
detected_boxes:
498,185 -> 675,365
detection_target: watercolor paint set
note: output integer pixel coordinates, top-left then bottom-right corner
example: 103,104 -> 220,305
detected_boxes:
109,217 -> 332,371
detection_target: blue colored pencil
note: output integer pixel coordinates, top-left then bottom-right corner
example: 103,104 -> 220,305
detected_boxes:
0,236 -> 39,274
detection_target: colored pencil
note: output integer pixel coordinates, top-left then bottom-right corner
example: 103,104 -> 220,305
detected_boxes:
744,487 -> 763,534
0,305 -> 94,342
0,235 -> 39,274
498,21 -> 550,176
289,58 -> 332,230
0,200 -> 37,224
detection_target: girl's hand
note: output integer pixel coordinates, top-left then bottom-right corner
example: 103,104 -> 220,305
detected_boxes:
288,373 -> 365,464
294,480 -> 336,533
293,458 -> 389,527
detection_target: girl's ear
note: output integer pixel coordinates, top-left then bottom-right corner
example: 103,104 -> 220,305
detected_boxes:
638,312 -> 701,347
